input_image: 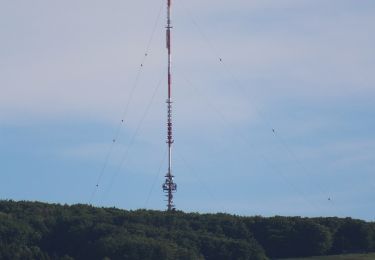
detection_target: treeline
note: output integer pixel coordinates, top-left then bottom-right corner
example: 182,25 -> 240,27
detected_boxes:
0,200 -> 374,259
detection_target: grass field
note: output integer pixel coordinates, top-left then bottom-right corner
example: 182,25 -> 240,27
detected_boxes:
281,253 -> 375,260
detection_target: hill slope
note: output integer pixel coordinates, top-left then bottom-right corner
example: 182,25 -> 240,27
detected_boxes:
0,200 -> 374,259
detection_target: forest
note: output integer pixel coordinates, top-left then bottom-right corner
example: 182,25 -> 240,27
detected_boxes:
0,200 -> 374,259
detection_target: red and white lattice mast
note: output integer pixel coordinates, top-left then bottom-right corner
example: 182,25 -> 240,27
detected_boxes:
162,0 -> 177,211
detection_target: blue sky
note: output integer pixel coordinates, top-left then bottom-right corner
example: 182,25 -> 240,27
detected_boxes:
1,0 -> 374,220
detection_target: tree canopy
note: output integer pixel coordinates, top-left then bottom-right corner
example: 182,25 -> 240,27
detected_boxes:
0,200 -> 373,259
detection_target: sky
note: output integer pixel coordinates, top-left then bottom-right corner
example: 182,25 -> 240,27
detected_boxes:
0,0 -> 374,220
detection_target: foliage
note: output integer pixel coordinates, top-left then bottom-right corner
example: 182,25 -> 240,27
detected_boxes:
0,200 -> 374,259
283,252 -> 375,260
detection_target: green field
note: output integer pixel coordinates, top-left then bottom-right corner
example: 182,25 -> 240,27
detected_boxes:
283,253 -> 375,260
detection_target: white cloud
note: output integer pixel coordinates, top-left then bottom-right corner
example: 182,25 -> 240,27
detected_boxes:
0,0 -> 374,126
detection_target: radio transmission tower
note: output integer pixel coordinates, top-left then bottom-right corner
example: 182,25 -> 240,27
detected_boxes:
162,0 -> 177,211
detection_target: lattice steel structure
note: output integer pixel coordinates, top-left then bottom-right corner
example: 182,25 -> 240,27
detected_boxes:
162,0 -> 177,211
